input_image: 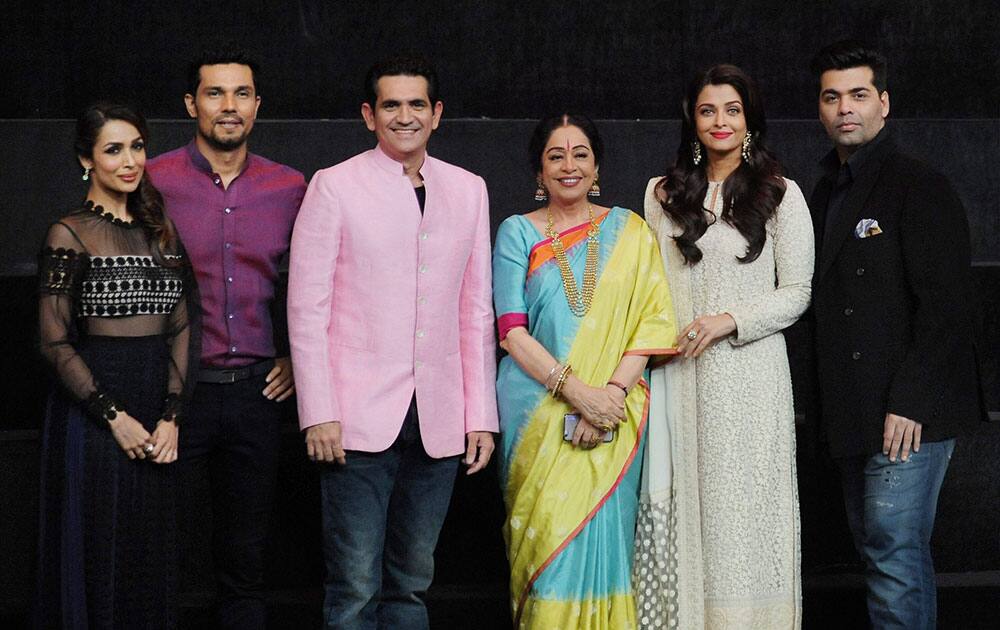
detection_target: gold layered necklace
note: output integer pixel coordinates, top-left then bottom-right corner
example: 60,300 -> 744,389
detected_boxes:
545,204 -> 600,317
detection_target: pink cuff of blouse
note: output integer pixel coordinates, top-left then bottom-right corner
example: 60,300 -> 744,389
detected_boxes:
497,312 -> 528,342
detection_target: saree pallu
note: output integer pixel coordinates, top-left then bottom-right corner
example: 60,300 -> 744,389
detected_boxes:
492,207 -> 676,629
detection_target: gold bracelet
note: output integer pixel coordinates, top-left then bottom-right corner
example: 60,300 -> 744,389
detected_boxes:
551,366 -> 566,397
552,364 -> 572,398
544,362 -> 562,391
552,373 -> 565,398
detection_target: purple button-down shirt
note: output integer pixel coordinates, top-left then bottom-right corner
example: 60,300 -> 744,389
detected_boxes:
148,141 -> 305,368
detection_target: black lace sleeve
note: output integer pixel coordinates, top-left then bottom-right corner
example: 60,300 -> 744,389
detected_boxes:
38,223 -> 124,424
160,232 -> 201,425
39,245 -> 87,297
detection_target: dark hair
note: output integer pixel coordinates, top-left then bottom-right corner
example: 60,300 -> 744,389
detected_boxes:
75,102 -> 178,266
186,43 -> 261,96
810,40 -> 887,93
528,114 -> 605,175
656,64 -> 786,265
364,54 -> 439,107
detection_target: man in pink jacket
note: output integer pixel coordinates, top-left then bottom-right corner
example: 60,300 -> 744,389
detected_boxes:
287,55 -> 499,629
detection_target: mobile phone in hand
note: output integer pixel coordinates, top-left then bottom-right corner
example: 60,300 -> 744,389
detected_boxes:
563,413 -> 614,442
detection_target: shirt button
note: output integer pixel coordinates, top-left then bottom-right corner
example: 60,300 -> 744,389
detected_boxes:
230,346 -> 237,353
843,308 -> 854,316
418,296 -> 427,305
420,232 -> 428,240
415,360 -> 423,369
856,267 -> 865,276
419,264 -> 428,274
852,351 -> 862,361
224,207 -> 232,214
416,329 -> 425,338
227,313 -> 234,319
213,177 -> 221,185
225,242 -> 232,249
227,276 -> 233,283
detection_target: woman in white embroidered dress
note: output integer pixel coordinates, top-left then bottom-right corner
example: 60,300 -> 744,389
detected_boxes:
633,65 -> 814,629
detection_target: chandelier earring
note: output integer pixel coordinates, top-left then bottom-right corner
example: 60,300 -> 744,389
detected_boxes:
741,131 -> 753,162
534,177 -> 547,202
691,141 -> 703,166
82,166 -> 92,182
588,172 -> 601,197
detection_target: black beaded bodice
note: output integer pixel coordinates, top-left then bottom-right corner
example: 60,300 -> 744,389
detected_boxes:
39,248 -> 184,317
79,254 -> 184,317
38,204 -> 197,426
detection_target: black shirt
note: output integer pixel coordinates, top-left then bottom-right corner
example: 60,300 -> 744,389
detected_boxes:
820,127 -> 889,252
414,185 -> 426,214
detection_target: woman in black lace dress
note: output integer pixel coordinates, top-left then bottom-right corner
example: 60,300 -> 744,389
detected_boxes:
34,103 -> 198,628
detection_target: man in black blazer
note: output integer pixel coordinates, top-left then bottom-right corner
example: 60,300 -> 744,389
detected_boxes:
809,40 -> 985,629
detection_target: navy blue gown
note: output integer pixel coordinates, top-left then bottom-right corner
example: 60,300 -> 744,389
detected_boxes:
34,203 -> 197,629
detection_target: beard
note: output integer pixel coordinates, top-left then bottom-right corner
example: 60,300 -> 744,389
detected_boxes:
198,125 -> 250,152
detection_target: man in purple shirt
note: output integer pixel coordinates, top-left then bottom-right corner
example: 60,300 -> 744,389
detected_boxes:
147,45 -> 305,629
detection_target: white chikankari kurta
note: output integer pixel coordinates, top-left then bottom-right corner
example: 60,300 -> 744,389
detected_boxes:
635,177 -> 814,629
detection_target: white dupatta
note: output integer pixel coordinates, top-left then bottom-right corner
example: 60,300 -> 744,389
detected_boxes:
634,178 -> 706,629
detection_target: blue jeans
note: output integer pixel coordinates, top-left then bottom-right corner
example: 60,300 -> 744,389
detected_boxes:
320,398 -> 460,630
837,438 -> 955,630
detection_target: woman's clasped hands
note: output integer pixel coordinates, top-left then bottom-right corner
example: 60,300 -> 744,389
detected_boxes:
109,412 -> 178,463
562,379 -> 627,448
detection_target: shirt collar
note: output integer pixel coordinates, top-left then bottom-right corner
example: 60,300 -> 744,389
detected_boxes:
371,143 -> 432,181
844,126 -> 887,177
820,126 -> 889,181
184,139 -> 254,179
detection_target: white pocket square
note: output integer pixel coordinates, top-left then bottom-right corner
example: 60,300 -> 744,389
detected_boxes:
854,218 -> 883,239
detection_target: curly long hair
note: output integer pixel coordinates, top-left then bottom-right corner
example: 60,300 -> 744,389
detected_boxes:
656,64 -> 786,265
75,102 -> 179,266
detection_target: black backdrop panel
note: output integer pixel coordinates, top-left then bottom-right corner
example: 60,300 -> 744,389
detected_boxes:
2,2 -> 998,622
0,117 -> 997,276
2,1 -> 997,119
1,117 -> 998,622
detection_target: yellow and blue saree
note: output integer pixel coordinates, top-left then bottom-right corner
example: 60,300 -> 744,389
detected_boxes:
493,207 -> 676,629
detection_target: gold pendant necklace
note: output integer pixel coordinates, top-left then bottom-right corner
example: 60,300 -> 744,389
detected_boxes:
545,204 -> 600,317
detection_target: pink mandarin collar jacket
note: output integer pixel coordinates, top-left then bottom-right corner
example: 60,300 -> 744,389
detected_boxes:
288,145 -> 498,458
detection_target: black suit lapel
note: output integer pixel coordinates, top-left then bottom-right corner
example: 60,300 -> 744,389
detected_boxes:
817,141 -> 894,282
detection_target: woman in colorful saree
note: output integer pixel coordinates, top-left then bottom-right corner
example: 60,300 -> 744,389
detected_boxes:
492,114 -> 677,629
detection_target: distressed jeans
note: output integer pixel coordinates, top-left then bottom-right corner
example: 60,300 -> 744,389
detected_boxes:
319,397 -> 460,630
836,438 -> 955,630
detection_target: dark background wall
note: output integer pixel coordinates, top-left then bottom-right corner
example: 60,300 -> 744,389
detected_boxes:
4,0 -> 997,120
2,1 -> 998,627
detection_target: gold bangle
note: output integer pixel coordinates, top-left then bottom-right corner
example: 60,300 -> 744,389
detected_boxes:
552,364 -> 572,398
544,362 -> 562,391
552,369 -> 565,397
560,365 -> 573,395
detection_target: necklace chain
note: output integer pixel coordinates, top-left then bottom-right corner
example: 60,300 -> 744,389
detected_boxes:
545,205 -> 600,317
